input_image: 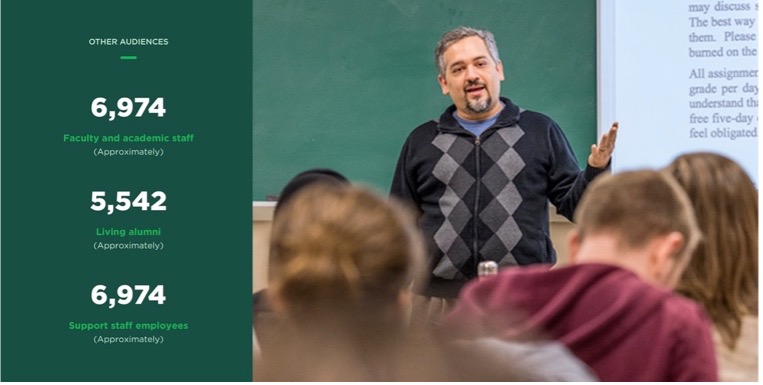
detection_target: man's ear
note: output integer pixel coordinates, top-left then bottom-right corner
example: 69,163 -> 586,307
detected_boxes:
567,229 -> 582,264
495,60 -> 505,81
437,74 -> 449,95
649,232 -> 686,287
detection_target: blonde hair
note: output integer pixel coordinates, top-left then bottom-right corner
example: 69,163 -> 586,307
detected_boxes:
269,183 -> 425,322
574,170 -> 701,271
664,152 -> 758,349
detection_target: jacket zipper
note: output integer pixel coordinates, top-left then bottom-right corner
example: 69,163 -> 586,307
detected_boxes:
473,135 -> 482,275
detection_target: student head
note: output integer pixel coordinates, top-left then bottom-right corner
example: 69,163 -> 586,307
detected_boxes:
268,183 -> 425,327
434,26 -> 505,120
568,170 -> 701,288
663,152 -> 758,348
274,168 -> 349,215
261,184 -> 430,380
255,168 -> 349,327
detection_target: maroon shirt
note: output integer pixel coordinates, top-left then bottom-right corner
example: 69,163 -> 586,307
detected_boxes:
442,263 -> 718,381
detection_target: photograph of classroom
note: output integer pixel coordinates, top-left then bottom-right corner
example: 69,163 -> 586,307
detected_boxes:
251,0 -> 758,381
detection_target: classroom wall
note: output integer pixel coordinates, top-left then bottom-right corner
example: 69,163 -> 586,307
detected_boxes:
252,204 -> 574,293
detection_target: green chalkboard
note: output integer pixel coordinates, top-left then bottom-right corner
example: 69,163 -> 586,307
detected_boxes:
253,0 -> 597,200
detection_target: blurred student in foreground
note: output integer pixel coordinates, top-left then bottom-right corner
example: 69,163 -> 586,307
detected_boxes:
252,168 -> 350,360
441,170 -> 718,381
254,183 -> 594,381
665,152 -> 758,382
256,183 -> 440,380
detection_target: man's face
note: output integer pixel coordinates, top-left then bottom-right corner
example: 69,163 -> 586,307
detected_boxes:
438,36 -> 505,120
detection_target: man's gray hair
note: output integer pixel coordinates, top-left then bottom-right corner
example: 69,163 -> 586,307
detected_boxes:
434,26 -> 501,76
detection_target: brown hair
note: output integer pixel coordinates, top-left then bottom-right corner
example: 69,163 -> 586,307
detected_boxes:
261,184 -> 436,380
664,152 -> 758,349
574,170 -> 701,274
269,183 -> 425,323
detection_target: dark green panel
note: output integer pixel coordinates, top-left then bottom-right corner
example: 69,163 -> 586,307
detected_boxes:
253,0 -> 597,199
2,1 -> 252,381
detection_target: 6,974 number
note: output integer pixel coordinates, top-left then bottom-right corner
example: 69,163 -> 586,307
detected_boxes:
91,191 -> 167,215
91,97 -> 166,121
91,284 -> 166,309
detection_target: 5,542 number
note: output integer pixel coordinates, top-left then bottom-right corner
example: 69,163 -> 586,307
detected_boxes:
90,191 -> 167,215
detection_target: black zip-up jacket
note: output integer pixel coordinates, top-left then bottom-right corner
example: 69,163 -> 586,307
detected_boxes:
390,98 -> 609,298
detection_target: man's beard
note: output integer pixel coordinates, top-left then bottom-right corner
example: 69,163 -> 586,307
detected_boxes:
466,95 -> 492,114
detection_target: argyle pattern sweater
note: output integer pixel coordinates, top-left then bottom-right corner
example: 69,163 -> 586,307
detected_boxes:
391,98 -> 608,297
